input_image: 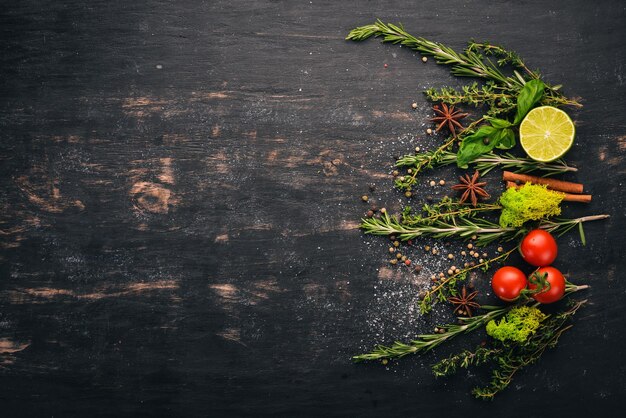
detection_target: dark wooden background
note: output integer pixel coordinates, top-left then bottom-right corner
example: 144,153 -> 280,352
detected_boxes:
1,0 -> 624,416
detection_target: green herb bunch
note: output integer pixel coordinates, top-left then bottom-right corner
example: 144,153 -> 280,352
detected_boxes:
346,20 -> 583,181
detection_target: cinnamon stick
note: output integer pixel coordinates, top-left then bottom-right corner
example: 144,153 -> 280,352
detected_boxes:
505,181 -> 592,203
502,171 -> 583,194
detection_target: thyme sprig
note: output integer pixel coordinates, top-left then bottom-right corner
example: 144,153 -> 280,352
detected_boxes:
432,299 -> 587,399
419,247 -> 517,314
395,150 -> 577,190
352,285 -> 587,362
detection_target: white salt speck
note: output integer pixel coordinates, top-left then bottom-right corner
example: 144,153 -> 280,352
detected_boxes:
155,64 -> 163,69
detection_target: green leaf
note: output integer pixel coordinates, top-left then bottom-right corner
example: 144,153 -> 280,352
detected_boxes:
578,222 -> 586,246
514,79 -> 545,124
489,118 -> 512,129
457,126 -> 497,167
495,128 -> 516,149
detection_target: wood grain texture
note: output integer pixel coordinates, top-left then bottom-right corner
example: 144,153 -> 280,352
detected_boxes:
1,0 -> 624,416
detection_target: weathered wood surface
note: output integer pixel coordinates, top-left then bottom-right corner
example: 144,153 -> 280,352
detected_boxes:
1,1 -> 624,416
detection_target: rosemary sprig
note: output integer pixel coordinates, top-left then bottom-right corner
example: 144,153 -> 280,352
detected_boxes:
353,285 -> 587,362
361,212 -> 609,247
346,20 -> 581,107
353,304 -> 510,361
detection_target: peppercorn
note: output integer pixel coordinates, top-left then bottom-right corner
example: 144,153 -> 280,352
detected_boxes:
471,235 -> 477,240
404,259 -> 411,266
483,138 -> 490,145
407,168 -> 413,174
366,210 -> 374,217
461,251 -> 466,256
390,259 -> 398,265
415,146 -> 420,152
439,179 -> 445,186
388,247 -> 395,253
392,170 -> 399,177
424,245 -> 430,251
426,128 -> 433,135
447,269 -> 453,275
432,249 -> 437,255
447,253 -> 454,260
411,102 -> 418,109
438,328 -> 445,334
393,241 -> 400,247
497,246 -> 503,253
396,253 -> 403,260
382,359 -> 389,365
422,56 -> 428,63
405,191 -> 412,198
429,180 -> 436,187
407,240 -> 413,245
467,243 -> 473,249
361,195 -> 369,202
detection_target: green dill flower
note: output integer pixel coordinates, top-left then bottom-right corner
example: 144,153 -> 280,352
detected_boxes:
499,183 -> 564,227
486,306 -> 547,343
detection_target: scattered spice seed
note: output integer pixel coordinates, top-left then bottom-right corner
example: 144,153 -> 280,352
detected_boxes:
414,265 -> 422,272
405,191 -> 412,198
447,253 -> 454,259
399,176 -> 406,181
361,195 -> 369,202
393,241 -> 400,247
469,250 -> 475,256
390,235 -> 396,241
439,272 -> 445,278
467,243 -> 473,249
411,102 -> 418,109
426,128 -> 433,135
388,247 -> 395,253
482,252 -> 488,258
382,359 -> 389,365
380,208 -> 387,214
366,210 -> 374,217
407,168 -> 413,174
415,146 -> 420,152
429,180 -> 436,187
497,246 -> 504,252
424,245 -> 431,251
439,180 -> 446,186
432,249 -> 437,255
438,328 -> 446,334
479,258 -> 484,263
392,170 -> 399,177
384,63 -> 388,68
447,269 -> 453,275
396,253 -> 403,259
390,259 -> 398,265
464,262 -> 470,268
471,235 -> 477,240
422,56 -> 428,63
404,259 -> 411,266
461,251 -> 466,256
407,240 -> 413,245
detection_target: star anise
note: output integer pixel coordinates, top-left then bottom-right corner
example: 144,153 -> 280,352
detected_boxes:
447,286 -> 480,317
451,170 -> 490,207
430,103 -> 469,137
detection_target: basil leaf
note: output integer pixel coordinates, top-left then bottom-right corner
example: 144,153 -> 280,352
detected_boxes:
489,118 -> 512,129
456,126 -> 497,167
495,128 -> 516,149
513,79 -> 545,124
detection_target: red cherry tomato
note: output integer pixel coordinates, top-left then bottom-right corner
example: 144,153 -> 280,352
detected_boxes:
528,266 -> 566,304
520,229 -> 558,267
491,266 -> 527,301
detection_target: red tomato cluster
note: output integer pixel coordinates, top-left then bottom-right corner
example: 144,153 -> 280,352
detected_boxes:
491,229 -> 565,304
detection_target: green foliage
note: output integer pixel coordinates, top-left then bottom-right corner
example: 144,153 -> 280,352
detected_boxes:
456,80 -> 544,167
499,183 -> 564,227
486,306 -> 548,343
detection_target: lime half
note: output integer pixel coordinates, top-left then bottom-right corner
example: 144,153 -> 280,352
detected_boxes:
519,106 -> 575,162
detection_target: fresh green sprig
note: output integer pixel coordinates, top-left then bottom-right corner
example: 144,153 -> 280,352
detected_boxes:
394,150 -> 577,189
361,211 -> 608,247
346,20 -> 581,107
472,299 -> 587,399
353,286 -> 588,363
432,347 -> 501,377
419,247 -> 517,315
